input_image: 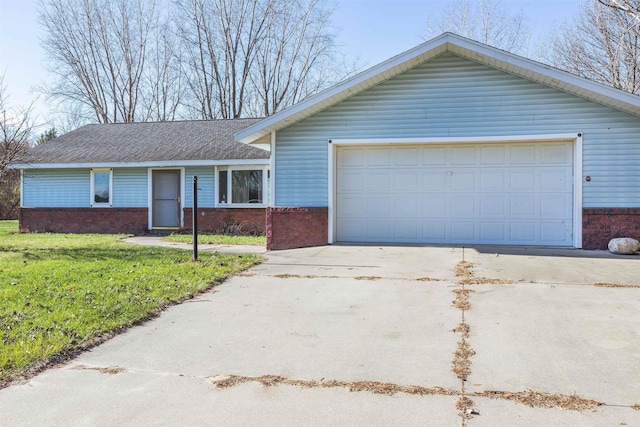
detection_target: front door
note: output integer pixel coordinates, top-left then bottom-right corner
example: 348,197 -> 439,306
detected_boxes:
152,170 -> 181,228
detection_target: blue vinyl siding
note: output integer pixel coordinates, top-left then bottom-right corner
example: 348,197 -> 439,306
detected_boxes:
185,167 -> 215,208
275,52 -> 640,208
22,169 -> 90,207
112,168 -> 147,207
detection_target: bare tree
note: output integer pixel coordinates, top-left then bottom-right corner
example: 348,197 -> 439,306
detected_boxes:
39,0 -> 181,123
0,76 -> 34,219
177,0 -> 272,119
597,0 -> 640,19
250,0 -> 339,116
424,0 -> 531,54
177,0 -> 345,119
545,0 -> 640,94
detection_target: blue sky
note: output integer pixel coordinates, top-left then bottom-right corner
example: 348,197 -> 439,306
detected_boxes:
0,0 -> 582,128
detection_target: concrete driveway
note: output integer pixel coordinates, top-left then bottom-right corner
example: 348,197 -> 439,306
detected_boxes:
1,244 -> 639,426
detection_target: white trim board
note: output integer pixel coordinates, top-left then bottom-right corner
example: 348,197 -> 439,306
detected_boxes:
12,159 -> 270,170
327,133 -> 583,248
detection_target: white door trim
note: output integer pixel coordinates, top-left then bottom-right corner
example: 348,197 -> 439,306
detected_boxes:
148,168 -> 185,229
328,133 -> 583,247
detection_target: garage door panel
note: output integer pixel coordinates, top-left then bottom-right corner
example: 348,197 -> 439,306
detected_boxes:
424,195 -> 447,216
510,145 -> 537,164
451,222 -> 476,241
339,196 -> 368,217
541,143 -> 572,164
480,146 -> 506,164
480,222 -> 506,242
509,222 -> 536,242
339,171 -> 364,192
423,221 -> 447,240
423,147 -> 447,165
368,148 -> 391,166
510,196 -> 537,217
451,172 -> 475,190
423,172 -> 447,190
540,195 -> 571,218
451,146 -> 477,164
396,147 -> 420,166
510,169 -> 536,191
540,222 -> 570,243
395,171 -> 421,192
480,170 -> 506,190
339,148 -> 365,167
480,195 -> 506,216
366,171 -> 391,191
336,143 -> 573,246
451,195 -> 475,216
395,221 -> 420,240
395,196 -> 421,217
367,220 -> 392,240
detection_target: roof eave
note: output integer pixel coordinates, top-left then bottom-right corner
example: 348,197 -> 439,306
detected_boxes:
12,158 -> 270,169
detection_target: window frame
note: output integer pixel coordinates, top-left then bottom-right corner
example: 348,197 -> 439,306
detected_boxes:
215,165 -> 268,207
90,168 -> 113,207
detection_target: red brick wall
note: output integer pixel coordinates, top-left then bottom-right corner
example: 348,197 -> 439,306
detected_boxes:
583,208 -> 640,249
266,207 -> 328,250
183,208 -> 266,233
19,207 -> 148,234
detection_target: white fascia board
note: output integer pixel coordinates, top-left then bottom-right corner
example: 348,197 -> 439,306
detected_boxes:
237,32 -> 640,145
330,133 -> 580,146
13,159 -> 270,169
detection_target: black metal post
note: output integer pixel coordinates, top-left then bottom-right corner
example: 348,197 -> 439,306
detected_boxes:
192,176 -> 198,261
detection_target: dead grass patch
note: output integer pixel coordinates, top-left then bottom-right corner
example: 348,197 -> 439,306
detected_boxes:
454,323 -> 470,338
452,339 -> 475,381
415,277 -> 443,282
456,396 -> 476,421
73,365 -> 126,375
594,282 -> 640,289
476,390 -> 602,411
354,276 -> 382,281
459,277 -> 514,285
452,289 -> 474,310
455,261 -> 474,277
208,375 -> 457,396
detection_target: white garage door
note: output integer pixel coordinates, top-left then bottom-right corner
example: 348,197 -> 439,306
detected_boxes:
336,143 -> 573,246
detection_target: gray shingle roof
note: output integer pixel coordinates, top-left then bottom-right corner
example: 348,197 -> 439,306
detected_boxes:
21,119 -> 269,165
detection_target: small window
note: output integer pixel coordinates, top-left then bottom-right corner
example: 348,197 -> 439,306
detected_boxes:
217,167 -> 265,205
218,170 -> 228,203
232,170 -> 263,203
91,169 -> 112,206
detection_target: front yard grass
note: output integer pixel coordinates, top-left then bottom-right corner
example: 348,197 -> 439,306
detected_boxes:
0,220 -> 261,386
163,233 -> 266,246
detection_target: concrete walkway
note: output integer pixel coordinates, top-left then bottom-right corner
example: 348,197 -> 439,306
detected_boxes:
0,243 -> 638,426
123,235 -> 267,254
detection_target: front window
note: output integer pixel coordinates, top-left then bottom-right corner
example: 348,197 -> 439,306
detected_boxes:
91,169 -> 112,206
218,168 -> 265,205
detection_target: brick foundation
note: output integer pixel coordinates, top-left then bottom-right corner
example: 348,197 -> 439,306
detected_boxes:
582,208 -> 640,249
266,207 -> 328,250
183,208 -> 266,233
18,207 -> 148,234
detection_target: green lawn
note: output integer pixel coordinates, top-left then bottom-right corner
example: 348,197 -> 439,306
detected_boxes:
0,220 -> 261,386
163,233 -> 266,246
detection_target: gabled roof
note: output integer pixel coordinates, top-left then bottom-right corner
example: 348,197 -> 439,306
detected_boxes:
16,119 -> 269,169
236,32 -> 640,144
